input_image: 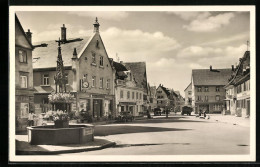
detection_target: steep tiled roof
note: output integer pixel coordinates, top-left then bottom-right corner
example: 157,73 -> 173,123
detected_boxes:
226,51 -> 250,86
124,62 -> 147,92
160,86 -> 170,96
32,36 -> 92,69
113,61 -> 128,72
192,68 -> 232,86
15,14 -> 33,49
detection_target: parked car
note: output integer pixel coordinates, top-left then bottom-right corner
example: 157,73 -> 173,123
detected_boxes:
116,111 -> 134,122
181,106 -> 192,115
154,108 -> 162,116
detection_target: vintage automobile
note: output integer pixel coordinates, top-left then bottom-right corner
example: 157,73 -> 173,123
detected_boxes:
181,106 -> 193,116
153,108 -> 162,116
116,111 -> 134,122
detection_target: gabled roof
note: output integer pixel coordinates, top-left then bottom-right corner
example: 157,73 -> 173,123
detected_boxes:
225,51 -> 250,87
32,36 -> 92,69
159,85 -> 170,96
15,14 -> 33,50
192,68 -> 232,86
113,61 -> 128,72
112,61 -> 128,79
184,82 -> 191,91
124,62 -> 147,91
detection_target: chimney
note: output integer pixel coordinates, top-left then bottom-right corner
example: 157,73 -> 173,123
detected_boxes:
61,24 -> 66,43
231,65 -> 234,71
93,17 -> 100,33
210,65 -> 212,71
72,48 -> 77,59
26,29 -> 32,43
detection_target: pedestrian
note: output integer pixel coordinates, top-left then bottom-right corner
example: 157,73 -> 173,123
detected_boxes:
199,109 -> 202,116
28,111 -> 34,127
166,108 -> 169,118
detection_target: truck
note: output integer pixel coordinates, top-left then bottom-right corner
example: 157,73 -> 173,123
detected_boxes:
181,106 -> 192,116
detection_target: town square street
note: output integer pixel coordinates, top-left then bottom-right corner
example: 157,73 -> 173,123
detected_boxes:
60,113 -> 250,155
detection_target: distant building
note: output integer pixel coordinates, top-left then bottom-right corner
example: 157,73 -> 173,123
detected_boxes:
112,61 -> 144,116
15,14 -> 34,131
174,91 -> 185,111
156,84 -> 178,112
147,84 -> 157,112
191,66 -> 232,114
224,51 -> 250,117
184,83 -> 192,107
124,62 -> 148,113
32,18 -> 116,118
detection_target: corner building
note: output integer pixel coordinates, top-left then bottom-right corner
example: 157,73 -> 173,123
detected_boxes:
33,18 -> 116,118
15,14 -> 34,131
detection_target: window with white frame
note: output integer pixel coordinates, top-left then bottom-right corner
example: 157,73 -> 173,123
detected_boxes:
188,91 -> 192,95
197,96 -> 201,101
136,92 -> 138,99
127,91 -> 130,99
92,76 -> 96,87
205,96 -> 208,101
216,86 -> 220,92
132,92 -> 135,99
20,75 -> 28,88
99,77 -> 103,88
42,74 -> 49,85
205,86 -> 208,92
197,87 -> 202,92
19,50 -> 27,63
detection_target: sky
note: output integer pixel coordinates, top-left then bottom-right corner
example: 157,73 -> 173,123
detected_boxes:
16,11 -> 250,96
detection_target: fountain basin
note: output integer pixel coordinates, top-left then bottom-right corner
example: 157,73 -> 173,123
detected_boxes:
27,124 -> 94,145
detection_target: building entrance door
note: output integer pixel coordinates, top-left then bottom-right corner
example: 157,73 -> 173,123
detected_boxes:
129,106 -> 133,115
93,99 -> 102,117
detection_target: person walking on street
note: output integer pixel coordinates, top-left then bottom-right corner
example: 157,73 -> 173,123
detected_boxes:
28,111 -> 34,127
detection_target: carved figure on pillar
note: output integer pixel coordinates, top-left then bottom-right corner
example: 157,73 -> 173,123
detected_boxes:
54,38 -> 68,93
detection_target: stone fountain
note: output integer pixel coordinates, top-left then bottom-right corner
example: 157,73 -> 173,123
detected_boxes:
27,38 -> 94,145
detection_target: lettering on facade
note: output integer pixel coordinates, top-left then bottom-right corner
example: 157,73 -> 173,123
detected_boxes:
83,128 -> 93,136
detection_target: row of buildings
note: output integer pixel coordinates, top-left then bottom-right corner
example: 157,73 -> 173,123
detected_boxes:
184,51 -> 250,117
15,15 -> 184,131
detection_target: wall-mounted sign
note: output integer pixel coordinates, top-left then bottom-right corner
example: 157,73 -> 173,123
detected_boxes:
80,79 -> 90,91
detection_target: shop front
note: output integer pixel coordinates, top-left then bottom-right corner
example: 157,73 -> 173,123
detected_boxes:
15,89 -> 34,132
78,93 -> 114,118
